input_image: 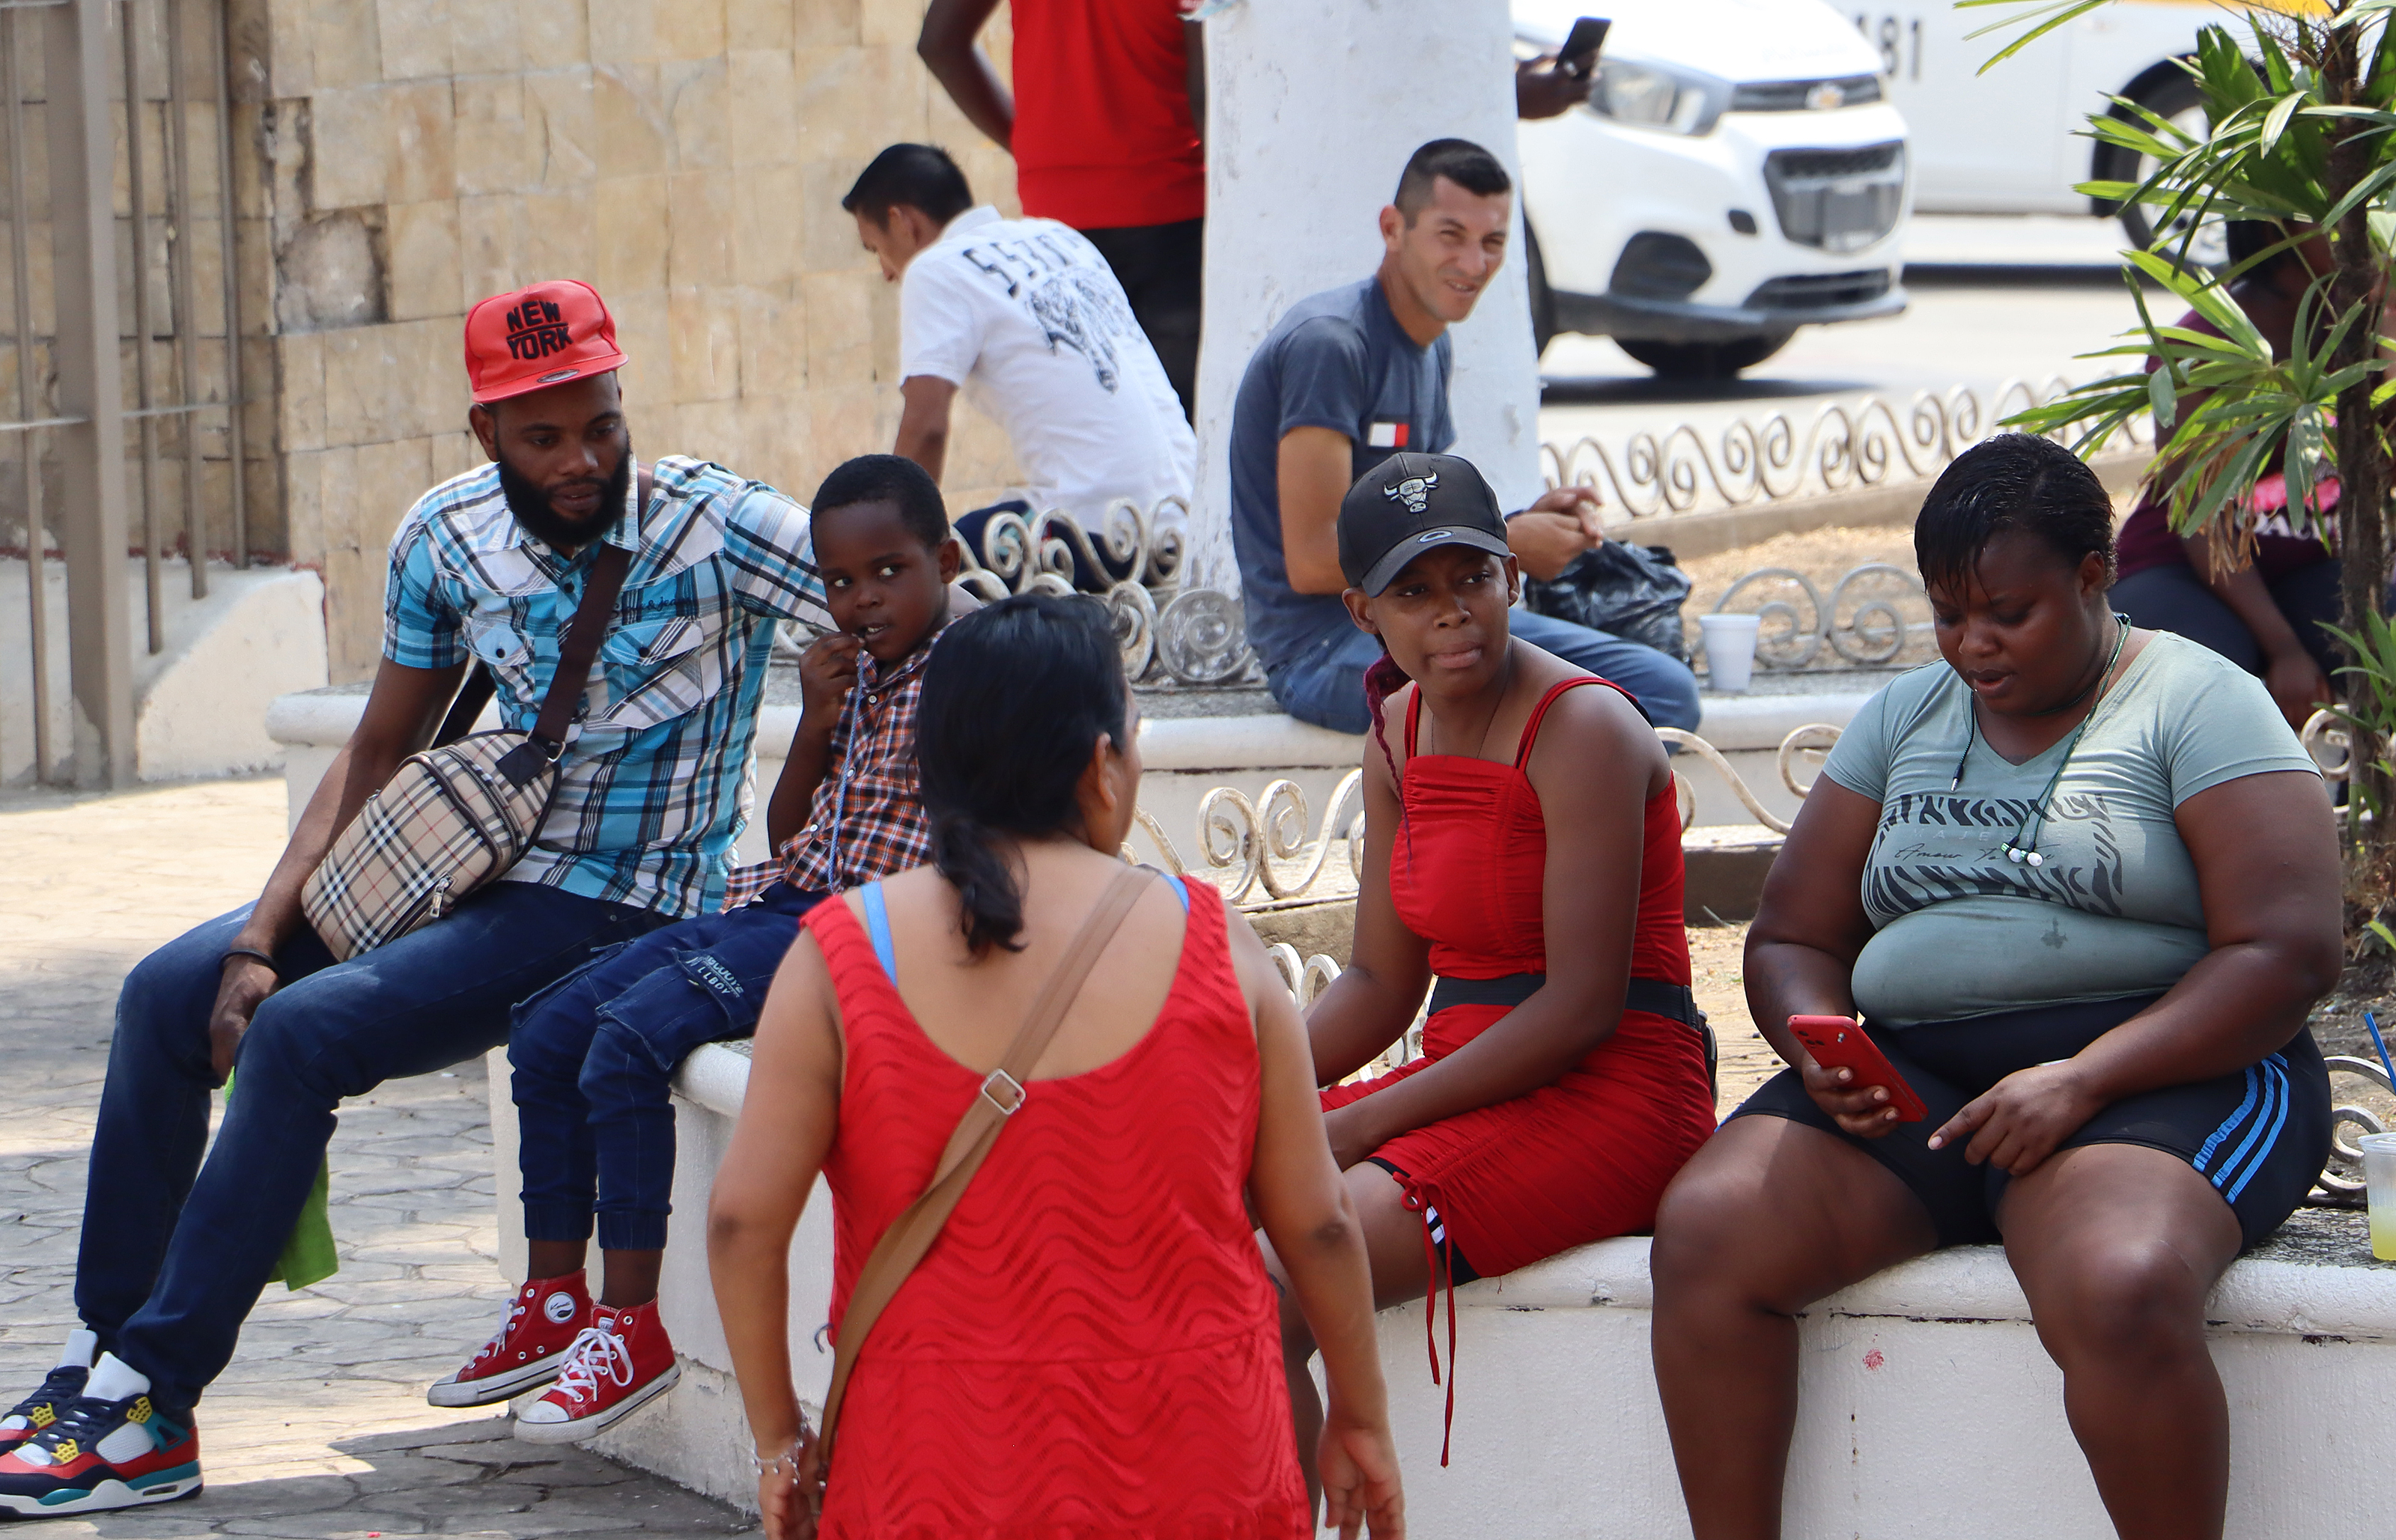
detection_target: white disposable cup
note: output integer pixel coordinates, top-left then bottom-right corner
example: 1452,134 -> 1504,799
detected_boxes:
1699,612 -> 1763,693
2363,1131 -> 2396,1262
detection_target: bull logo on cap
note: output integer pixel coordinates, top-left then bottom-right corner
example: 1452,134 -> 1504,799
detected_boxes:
1382,472 -> 1438,514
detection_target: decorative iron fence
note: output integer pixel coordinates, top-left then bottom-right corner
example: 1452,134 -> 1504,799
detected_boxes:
1539,377 -> 2153,519
1704,561 -> 1933,674
836,377 -> 2152,696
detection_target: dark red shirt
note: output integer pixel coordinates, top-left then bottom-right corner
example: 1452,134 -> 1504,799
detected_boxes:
2115,308 -> 2334,584
1010,0 -> 1205,230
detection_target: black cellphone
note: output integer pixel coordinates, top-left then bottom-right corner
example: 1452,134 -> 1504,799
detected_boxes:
1560,16 -> 1611,79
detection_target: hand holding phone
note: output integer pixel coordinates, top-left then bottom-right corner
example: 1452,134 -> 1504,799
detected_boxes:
1788,1014 -> 1927,1125
1560,16 -> 1611,79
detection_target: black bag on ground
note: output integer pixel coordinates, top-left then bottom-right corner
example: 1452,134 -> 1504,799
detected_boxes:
1523,542 -> 1692,661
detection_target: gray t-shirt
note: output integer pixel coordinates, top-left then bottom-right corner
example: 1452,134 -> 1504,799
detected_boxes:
1226,278 -> 1454,671
1820,633 -> 2319,1026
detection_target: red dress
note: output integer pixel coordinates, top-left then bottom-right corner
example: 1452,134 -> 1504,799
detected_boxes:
803,878 -> 1308,1540
1322,677 -> 1716,1372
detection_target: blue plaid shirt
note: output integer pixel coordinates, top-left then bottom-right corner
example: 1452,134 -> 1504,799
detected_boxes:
384,456 -> 829,917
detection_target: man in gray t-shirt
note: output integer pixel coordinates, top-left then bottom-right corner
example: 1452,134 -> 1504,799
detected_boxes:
1226,139 -> 1700,735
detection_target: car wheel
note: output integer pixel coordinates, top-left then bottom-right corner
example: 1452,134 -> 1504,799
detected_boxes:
1615,333 -> 1793,380
1526,224 -> 1558,360
2096,69 -> 2227,269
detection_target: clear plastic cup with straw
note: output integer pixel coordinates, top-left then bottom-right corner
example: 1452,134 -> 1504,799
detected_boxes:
2359,1014 -> 2396,1261
2364,1133 -> 2396,1263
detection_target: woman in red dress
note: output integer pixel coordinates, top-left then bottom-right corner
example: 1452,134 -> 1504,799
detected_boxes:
708,594 -> 1404,1540
1282,452 -> 1718,1476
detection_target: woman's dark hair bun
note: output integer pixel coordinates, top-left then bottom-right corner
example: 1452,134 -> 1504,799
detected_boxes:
915,592 -> 1129,955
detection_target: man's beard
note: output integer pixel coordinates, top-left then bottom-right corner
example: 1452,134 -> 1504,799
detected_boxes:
499,443 -> 634,553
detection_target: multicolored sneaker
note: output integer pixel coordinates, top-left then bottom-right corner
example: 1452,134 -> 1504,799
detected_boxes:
0,1354 -> 201,1518
512,1299 -> 679,1443
428,1271 -> 593,1408
0,1330 -> 96,1455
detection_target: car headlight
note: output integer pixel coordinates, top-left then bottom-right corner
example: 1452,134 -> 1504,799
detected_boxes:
1590,58 -> 1730,136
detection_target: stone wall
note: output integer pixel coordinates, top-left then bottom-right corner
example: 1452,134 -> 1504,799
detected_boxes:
253,0 -> 1027,678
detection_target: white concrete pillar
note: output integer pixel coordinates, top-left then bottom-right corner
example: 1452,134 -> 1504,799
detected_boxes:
1187,0 -> 1541,593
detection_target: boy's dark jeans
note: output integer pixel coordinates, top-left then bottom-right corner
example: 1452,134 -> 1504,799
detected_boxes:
76,886 -> 668,1415
510,881 -> 827,1253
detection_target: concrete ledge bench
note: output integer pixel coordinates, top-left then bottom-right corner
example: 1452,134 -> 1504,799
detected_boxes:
487,1041 -> 2396,1536
267,677 -> 1880,925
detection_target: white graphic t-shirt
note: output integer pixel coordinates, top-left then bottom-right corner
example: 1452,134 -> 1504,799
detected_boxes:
899,207 -> 1196,531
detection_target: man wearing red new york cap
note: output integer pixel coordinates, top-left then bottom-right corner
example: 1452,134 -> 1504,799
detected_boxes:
0,280 -> 830,1519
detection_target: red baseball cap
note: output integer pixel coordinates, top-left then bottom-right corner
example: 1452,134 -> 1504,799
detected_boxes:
462,279 -> 627,404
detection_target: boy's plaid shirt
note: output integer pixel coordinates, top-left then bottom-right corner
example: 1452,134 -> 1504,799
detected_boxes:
383,456 -> 829,919
723,631 -> 939,907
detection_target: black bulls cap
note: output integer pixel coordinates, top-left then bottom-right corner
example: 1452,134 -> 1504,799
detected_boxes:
1337,451 -> 1510,595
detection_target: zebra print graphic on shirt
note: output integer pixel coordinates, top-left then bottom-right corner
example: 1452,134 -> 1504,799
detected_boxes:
1864,789 -> 2126,928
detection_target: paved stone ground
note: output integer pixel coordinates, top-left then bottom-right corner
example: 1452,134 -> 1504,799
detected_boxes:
0,778 -> 749,1536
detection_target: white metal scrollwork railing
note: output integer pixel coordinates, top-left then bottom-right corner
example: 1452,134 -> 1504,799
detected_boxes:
1539,377 -> 2152,519
1706,562 -> 1932,674
774,380 -> 2144,686
1127,725 -> 1843,912
2319,1054 -> 2396,1205
2300,709 -> 2350,781
951,496 -> 1259,688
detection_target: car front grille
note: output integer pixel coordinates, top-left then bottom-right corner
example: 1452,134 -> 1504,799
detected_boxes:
1730,75 -> 1884,113
1745,270 -> 1894,310
1763,141 -> 1906,254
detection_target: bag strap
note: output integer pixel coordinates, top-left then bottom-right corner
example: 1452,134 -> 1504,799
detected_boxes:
805,863 -> 1155,1476
431,666 -> 495,749
530,544 -> 631,755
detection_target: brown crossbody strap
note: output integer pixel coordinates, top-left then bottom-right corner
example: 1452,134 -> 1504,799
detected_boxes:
800,863 -> 1156,1499
529,544 -> 631,755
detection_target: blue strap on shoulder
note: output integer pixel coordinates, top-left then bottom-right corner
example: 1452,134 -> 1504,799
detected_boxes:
861,882 -> 897,984
1168,874 -> 1190,913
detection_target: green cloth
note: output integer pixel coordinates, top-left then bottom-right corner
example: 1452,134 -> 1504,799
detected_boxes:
1820,633 -> 2320,1026
223,1071 -> 339,1290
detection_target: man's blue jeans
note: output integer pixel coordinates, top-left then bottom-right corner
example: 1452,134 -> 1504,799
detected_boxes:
76,884 -> 668,1415
1264,610 -> 1703,735
509,882 -> 824,1253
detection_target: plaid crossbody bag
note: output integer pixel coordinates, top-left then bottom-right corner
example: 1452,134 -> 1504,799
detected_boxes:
301,544 -> 631,961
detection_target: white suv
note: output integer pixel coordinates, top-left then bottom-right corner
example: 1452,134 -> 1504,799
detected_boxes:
1515,0 -> 1912,378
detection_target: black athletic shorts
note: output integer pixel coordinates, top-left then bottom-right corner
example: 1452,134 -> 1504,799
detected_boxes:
1731,994 -> 2329,1250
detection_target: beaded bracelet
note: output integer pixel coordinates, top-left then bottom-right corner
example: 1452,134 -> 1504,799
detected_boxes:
752,1440 -> 805,1484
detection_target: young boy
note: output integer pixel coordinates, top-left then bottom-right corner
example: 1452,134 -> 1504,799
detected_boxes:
427,454 -> 959,1440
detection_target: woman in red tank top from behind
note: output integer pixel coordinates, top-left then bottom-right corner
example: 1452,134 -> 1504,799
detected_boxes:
706,595 -> 1402,1540
1280,453 -> 1718,1481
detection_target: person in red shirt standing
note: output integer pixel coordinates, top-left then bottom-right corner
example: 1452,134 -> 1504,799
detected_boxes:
919,0 -> 1205,421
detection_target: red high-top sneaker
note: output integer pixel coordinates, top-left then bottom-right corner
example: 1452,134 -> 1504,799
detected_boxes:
511,1299 -> 679,1443
427,1273 -> 592,1408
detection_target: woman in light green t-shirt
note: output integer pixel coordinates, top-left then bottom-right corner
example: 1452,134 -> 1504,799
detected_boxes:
1649,435 -> 2341,1540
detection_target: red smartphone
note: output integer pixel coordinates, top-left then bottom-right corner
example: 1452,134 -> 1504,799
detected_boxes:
1788,1015 -> 1928,1124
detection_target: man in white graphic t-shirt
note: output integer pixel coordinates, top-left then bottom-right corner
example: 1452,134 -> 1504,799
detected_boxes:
844,142 -> 1196,590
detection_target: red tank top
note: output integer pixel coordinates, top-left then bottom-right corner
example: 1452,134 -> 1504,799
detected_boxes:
1393,676 -> 1691,1011
802,878 -> 1307,1539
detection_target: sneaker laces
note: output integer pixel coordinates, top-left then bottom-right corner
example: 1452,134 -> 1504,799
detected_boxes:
468,1292 -> 531,1369
3,1366 -> 86,1427
547,1325 -> 634,1408
16,1394 -> 136,1466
